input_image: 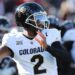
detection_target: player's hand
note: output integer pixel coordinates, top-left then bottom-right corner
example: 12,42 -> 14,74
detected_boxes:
34,31 -> 47,49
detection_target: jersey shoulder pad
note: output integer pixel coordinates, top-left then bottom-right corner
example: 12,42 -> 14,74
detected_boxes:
42,28 -> 61,46
2,32 -> 21,46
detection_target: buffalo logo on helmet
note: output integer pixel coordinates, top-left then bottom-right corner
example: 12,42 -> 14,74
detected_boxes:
18,7 -> 26,17
20,7 -> 26,14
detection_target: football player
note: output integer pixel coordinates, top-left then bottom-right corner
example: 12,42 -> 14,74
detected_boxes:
0,16 -> 11,44
61,28 -> 75,75
0,56 -> 18,75
58,20 -> 75,75
0,2 -> 71,75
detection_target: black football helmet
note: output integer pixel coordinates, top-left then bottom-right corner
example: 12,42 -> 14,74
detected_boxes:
61,20 -> 74,30
15,2 -> 49,31
48,15 -> 60,30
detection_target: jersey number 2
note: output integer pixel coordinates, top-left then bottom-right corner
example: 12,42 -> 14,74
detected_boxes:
31,54 -> 46,74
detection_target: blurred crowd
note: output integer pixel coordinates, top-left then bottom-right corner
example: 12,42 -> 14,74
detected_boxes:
0,0 -> 75,75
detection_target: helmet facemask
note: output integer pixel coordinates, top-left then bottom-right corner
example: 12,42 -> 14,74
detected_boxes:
25,12 -> 49,31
